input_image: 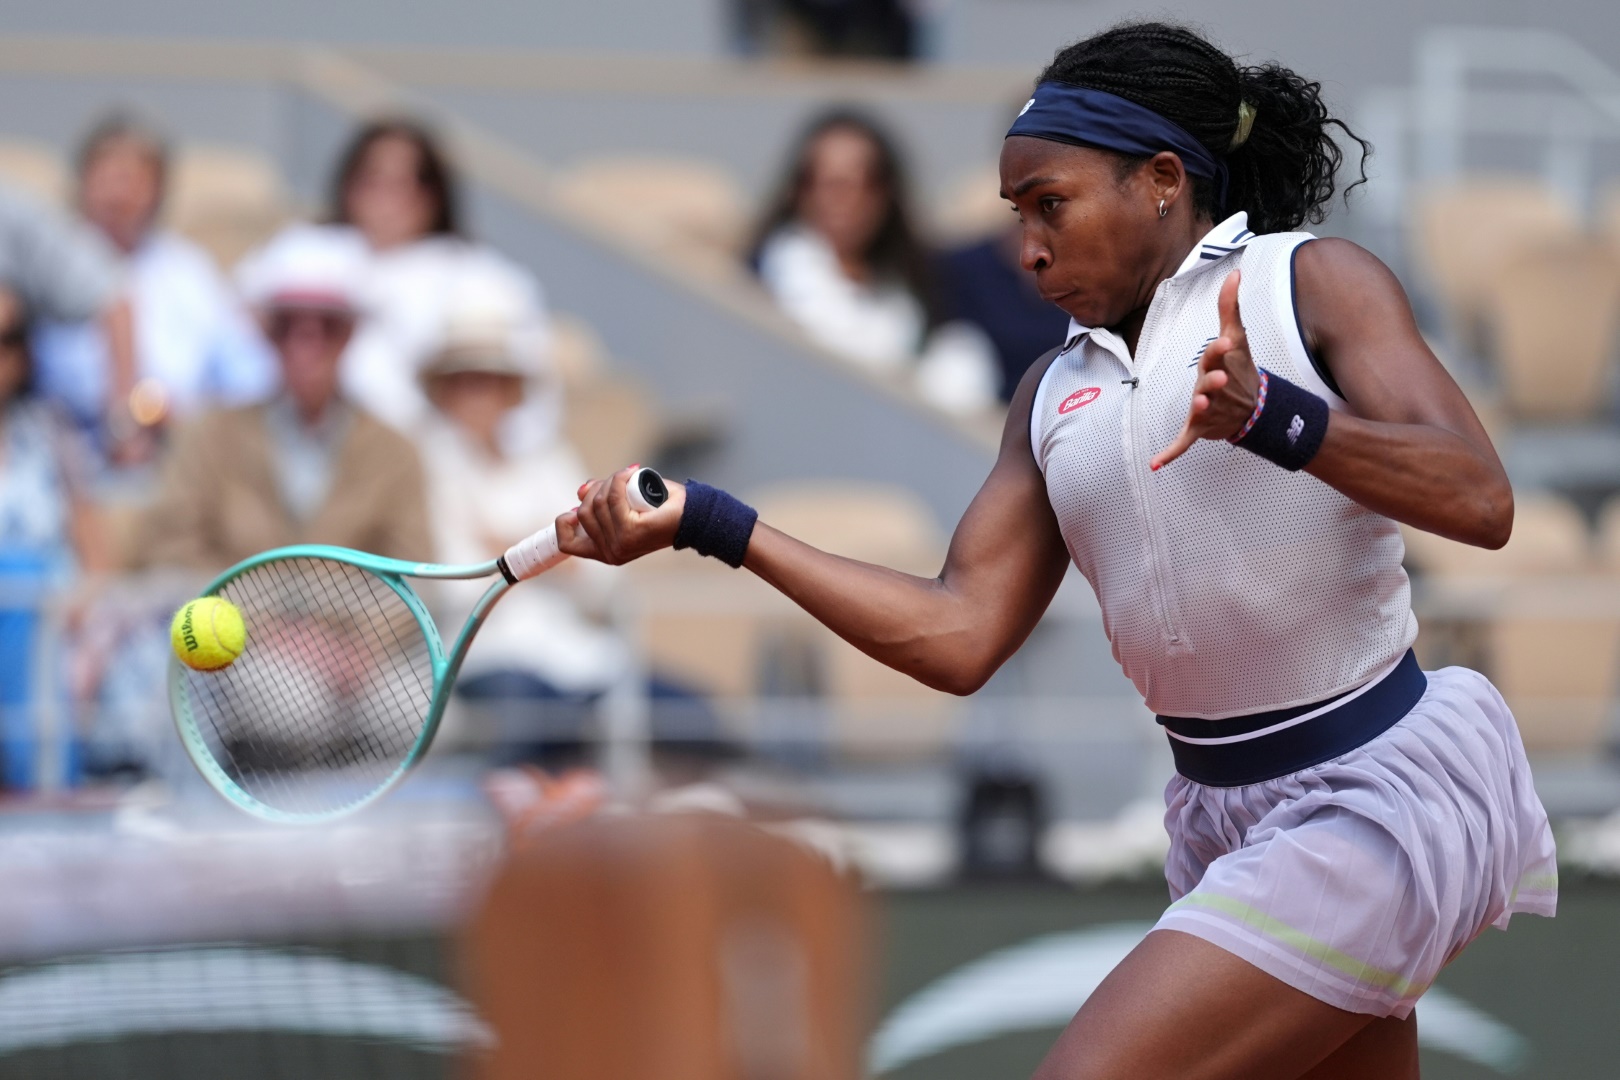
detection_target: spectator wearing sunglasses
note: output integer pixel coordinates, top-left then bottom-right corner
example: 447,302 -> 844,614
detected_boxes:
137,226 -> 430,570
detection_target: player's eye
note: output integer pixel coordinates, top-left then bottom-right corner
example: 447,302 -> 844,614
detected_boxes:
1039,196 -> 1062,214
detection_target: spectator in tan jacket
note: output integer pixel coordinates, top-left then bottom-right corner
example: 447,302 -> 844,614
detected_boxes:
139,225 -> 429,570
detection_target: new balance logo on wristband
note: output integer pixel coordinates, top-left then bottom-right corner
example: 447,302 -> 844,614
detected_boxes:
1287,415 -> 1304,444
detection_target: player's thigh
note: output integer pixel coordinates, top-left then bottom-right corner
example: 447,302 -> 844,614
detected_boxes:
1030,929 -> 1381,1080
1298,1012 -> 1417,1080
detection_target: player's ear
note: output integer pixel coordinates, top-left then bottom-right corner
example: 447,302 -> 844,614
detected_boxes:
1145,151 -> 1188,216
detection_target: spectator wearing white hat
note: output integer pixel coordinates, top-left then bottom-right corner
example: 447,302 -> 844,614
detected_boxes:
414,278 -> 626,756
137,225 -> 430,569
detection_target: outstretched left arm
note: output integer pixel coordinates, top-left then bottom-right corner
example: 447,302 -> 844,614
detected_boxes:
1150,239 -> 1512,549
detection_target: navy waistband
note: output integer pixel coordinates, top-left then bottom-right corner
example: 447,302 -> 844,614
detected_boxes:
1157,651 -> 1427,787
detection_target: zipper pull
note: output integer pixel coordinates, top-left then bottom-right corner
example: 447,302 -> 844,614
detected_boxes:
1122,377 -> 1139,389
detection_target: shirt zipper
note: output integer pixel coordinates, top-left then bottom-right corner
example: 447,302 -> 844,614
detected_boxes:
1122,287 -> 1184,649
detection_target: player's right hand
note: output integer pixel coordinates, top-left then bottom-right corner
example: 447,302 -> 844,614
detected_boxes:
558,466 -> 685,565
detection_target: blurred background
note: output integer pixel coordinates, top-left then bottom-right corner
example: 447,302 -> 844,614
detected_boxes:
1,1 -> 1620,1077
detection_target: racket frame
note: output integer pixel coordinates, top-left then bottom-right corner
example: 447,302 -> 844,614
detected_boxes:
169,546 -> 512,824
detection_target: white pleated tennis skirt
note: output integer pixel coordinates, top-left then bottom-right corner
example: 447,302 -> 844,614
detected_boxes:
1154,665 -> 1557,1018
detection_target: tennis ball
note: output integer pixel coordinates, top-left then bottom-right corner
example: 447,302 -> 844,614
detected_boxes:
171,597 -> 247,672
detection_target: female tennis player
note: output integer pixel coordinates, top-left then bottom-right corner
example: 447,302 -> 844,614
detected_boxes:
559,22 -> 1556,1080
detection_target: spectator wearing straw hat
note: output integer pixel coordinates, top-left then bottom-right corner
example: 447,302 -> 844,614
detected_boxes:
413,270 -> 626,759
138,225 -> 430,570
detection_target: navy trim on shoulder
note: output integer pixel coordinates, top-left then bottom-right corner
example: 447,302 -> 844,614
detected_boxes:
1289,238 -> 1345,401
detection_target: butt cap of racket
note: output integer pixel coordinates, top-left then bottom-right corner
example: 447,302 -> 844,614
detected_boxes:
627,467 -> 669,513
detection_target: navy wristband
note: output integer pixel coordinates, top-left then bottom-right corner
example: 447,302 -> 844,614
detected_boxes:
673,481 -> 758,568
1229,369 -> 1329,471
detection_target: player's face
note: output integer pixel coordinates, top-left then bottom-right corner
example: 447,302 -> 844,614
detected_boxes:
1000,136 -> 1169,330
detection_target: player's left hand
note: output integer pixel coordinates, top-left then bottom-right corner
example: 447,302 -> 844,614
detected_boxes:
1150,270 -> 1262,471
558,465 -> 686,565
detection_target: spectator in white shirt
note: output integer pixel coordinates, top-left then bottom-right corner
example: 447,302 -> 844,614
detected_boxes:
32,115 -> 275,459
750,109 -> 938,371
749,110 -> 1000,412
328,118 -> 554,444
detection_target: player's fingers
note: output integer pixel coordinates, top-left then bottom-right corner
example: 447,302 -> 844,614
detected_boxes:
1197,334 -> 1233,373
1150,423 -> 1199,471
604,466 -> 634,520
580,482 -> 620,556
1218,269 -> 1243,338
555,509 -> 598,558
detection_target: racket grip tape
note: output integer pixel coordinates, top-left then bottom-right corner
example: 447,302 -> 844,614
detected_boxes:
498,468 -> 669,584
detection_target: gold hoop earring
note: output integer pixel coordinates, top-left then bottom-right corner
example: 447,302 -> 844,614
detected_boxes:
1158,199 -> 1168,219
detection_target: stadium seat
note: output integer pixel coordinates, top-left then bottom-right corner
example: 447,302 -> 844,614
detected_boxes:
1482,234 -> 1620,422
1600,180 -> 1620,250
164,145 -> 289,270
561,371 -> 661,477
1409,178 -> 1580,354
748,480 -> 946,576
548,311 -> 611,387
1400,491 -> 1591,579
463,813 -> 865,1080
1486,580 -> 1620,754
552,156 -> 748,275
932,161 -> 1006,244
0,139 -> 67,205
1405,494 -> 1615,753
1596,497 -> 1620,574
749,482 -> 959,761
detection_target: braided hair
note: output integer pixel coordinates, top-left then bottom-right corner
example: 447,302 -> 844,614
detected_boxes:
1037,22 -> 1369,234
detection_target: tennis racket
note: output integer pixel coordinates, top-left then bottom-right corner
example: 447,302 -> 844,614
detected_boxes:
169,467 -> 670,824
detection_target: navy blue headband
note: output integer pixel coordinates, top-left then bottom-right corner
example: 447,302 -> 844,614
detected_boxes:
1007,82 -> 1228,206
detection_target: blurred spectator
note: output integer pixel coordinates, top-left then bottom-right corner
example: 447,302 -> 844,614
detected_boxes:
330,118 -> 554,442
416,267 -> 625,703
751,110 -> 935,372
0,283 -> 111,580
734,0 -> 918,59
0,283 -> 111,788
935,222 -> 1070,402
32,115 -> 276,457
417,275 -> 728,767
137,226 -> 430,569
750,110 -> 999,412
0,179 -> 141,463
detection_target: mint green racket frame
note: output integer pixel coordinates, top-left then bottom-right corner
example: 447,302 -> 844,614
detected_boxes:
169,545 -> 514,824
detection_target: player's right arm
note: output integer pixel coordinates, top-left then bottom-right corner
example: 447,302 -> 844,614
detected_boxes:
561,359 -> 1071,696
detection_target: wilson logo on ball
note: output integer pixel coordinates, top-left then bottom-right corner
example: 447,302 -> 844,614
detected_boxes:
1058,387 -> 1102,414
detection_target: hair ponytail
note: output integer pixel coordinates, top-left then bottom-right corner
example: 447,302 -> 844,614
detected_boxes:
1035,22 -> 1370,234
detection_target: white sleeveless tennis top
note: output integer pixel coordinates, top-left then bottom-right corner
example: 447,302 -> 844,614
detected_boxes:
1031,213 -> 1417,719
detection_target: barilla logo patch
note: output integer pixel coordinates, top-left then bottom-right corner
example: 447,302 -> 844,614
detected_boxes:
1058,387 -> 1102,414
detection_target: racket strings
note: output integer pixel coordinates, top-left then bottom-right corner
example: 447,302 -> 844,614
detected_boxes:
175,557 -> 437,817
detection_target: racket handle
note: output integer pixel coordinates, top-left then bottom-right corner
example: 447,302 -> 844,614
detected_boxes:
500,468 -> 670,583
501,525 -> 567,582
